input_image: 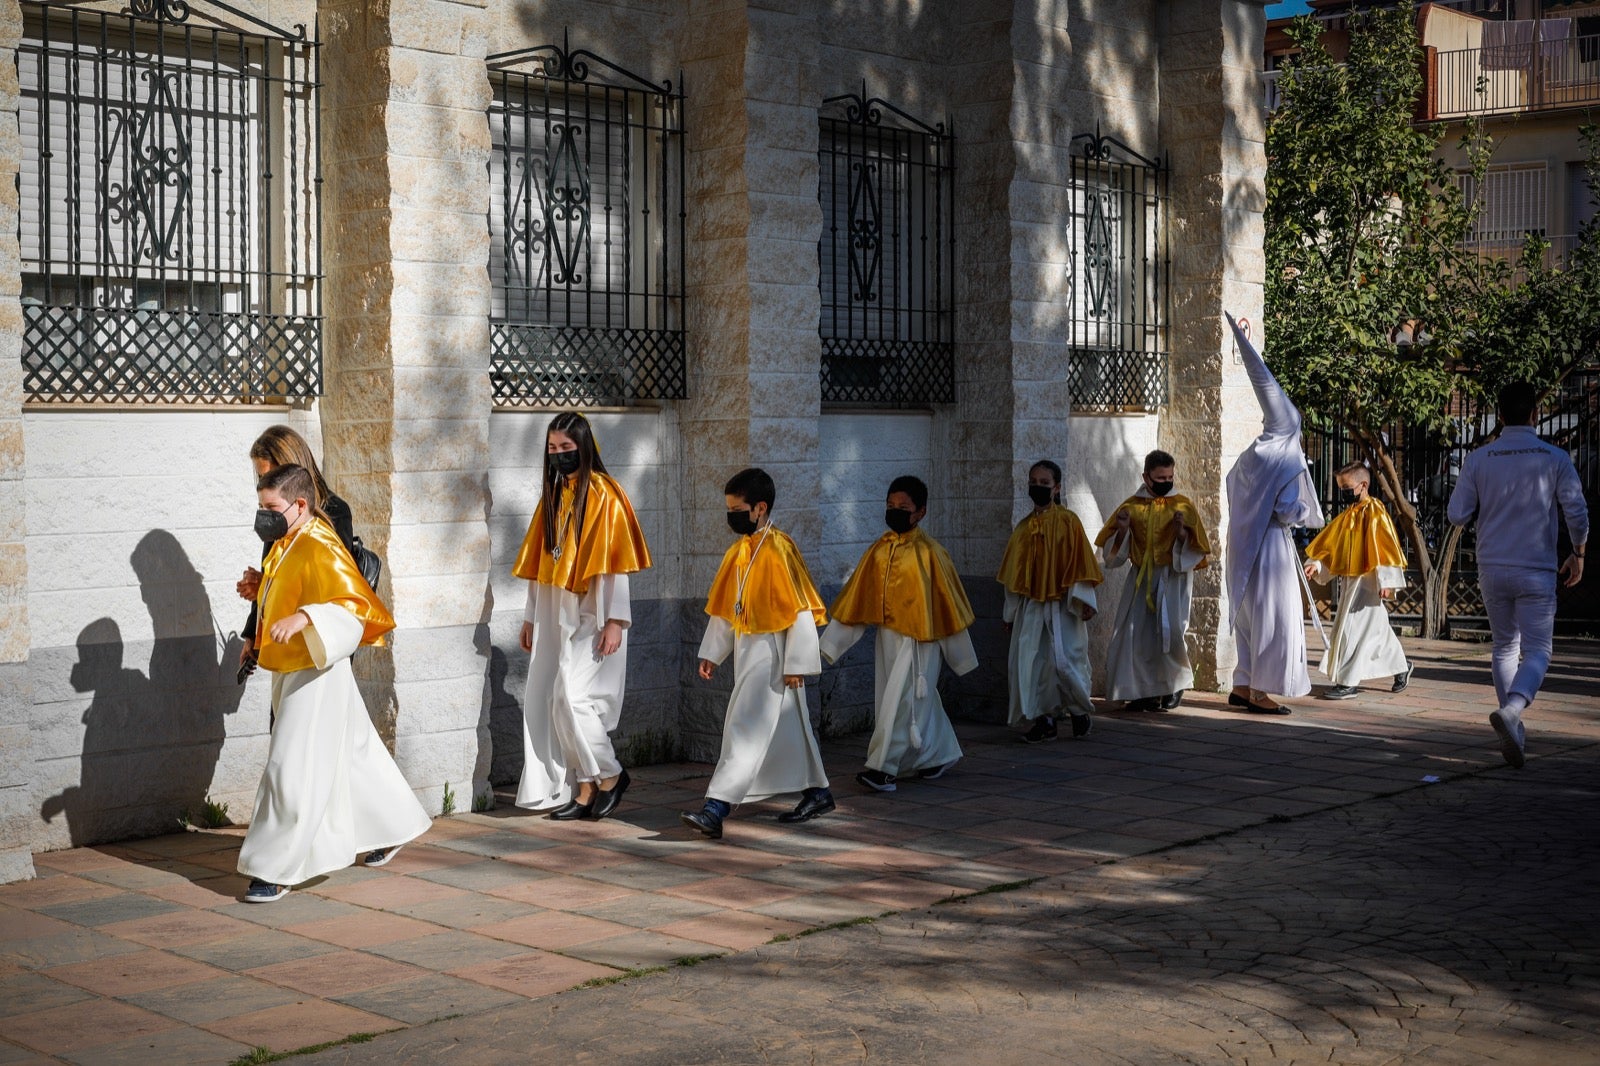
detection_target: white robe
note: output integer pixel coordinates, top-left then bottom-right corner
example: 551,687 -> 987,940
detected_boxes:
1004,585 -> 1097,724
237,603 -> 431,886
819,622 -> 975,777
1100,528 -> 1206,701
698,612 -> 829,805
1310,561 -> 1409,686
517,574 -> 630,810
1231,492 -> 1321,698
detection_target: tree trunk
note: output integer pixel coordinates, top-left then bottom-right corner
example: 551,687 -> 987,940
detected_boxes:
1353,425 -> 1443,637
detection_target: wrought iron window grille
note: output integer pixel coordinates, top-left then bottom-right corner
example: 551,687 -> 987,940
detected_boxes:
18,0 -> 322,404
819,87 -> 955,408
487,33 -> 687,408
1065,128 -> 1170,412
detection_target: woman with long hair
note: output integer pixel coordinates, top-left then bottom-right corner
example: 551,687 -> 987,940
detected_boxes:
236,426 -> 357,675
511,413 -> 651,820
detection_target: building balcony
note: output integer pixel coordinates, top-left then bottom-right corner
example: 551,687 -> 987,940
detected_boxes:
1430,35 -> 1600,120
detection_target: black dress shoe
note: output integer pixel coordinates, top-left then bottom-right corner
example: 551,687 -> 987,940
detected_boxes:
550,796 -> 595,820
1160,690 -> 1185,711
1245,699 -> 1292,716
777,790 -> 835,823
680,808 -> 723,839
591,770 -> 631,820
1392,665 -> 1414,693
1126,696 -> 1161,712
1228,691 -> 1250,708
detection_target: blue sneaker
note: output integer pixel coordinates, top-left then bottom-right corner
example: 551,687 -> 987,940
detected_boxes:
245,879 -> 288,903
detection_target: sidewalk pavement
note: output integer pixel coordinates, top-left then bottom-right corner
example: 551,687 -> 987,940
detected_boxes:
2,633 -> 1597,1065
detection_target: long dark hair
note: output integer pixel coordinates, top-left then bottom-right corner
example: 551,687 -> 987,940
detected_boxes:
250,425 -> 334,505
541,412 -> 610,554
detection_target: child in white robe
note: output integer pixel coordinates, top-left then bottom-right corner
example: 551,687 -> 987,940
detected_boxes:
682,468 -> 833,840
821,476 -> 977,792
998,460 -> 1103,742
1094,450 -> 1212,712
1303,462 -> 1411,698
237,464 -> 430,903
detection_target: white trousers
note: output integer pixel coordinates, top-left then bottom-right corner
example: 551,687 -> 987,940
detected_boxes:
1479,566 -> 1557,708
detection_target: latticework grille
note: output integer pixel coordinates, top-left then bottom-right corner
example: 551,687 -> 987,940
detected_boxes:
24,305 -> 319,403
491,323 -> 685,407
1066,346 -> 1168,410
820,337 -> 954,407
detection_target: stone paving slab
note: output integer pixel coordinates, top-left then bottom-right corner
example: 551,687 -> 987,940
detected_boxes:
1,633 -> 1596,1064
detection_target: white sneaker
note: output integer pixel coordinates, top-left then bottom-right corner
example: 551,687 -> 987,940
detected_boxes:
1489,709 -> 1526,769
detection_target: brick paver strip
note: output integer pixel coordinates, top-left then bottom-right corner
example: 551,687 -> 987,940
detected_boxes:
3,633 -> 1597,1064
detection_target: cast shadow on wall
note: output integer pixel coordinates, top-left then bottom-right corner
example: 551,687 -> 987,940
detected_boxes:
41,529 -> 247,846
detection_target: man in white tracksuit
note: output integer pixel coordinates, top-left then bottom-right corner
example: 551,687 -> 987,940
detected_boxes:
1448,381 -> 1588,768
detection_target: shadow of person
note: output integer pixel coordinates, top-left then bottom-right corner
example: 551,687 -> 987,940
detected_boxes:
41,618 -> 158,844
39,531 -> 246,846
477,621 -> 524,789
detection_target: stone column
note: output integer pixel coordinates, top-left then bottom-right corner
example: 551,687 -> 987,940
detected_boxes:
0,0 -> 37,883
1159,0 -> 1271,691
677,0 -> 824,759
319,0 -> 495,813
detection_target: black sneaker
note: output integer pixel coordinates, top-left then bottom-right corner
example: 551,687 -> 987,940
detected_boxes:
364,846 -> 400,867
1125,697 -> 1161,712
1070,714 -> 1092,738
855,769 -> 898,792
1322,685 -> 1360,700
917,760 -> 957,780
1392,665 -> 1413,693
1021,716 -> 1058,744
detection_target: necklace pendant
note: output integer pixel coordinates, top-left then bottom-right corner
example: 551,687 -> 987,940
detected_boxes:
551,545 -> 562,561
734,600 -> 744,616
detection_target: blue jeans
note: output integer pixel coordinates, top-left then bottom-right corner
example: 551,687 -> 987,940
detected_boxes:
1478,567 -> 1557,707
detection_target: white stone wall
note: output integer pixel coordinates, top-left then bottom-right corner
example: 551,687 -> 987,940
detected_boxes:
21,409 -> 304,849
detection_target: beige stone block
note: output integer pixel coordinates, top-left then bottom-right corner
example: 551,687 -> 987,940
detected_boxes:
390,50 -> 492,109
748,279 -> 818,335
747,237 -> 819,286
390,206 -> 491,266
747,417 -> 818,467
393,159 -> 494,213
391,262 -> 492,318
386,102 -> 492,162
0,605 -> 26,662
745,148 -> 817,196
388,521 -> 491,577
392,418 -> 490,472
689,190 -> 752,243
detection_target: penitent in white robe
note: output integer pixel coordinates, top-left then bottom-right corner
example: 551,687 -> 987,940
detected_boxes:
1004,585 -> 1097,724
237,603 -> 431,887
518,574 -> 629,811
1309,561 -> 1409,686
1231,491 -> 1322,698
1100,530 -> 1206,701
699,612 -> 829,805
819,622 -> 975,777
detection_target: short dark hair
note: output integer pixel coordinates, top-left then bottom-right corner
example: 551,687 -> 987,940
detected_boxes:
257,463 -> 325,521
724,467 -> 776,510
1497,381 -> 1539,426
1144,449 -> 1176,475
1029,459 -> 1062,485
1335,460 -> 1371,481
887,475 -> 928,510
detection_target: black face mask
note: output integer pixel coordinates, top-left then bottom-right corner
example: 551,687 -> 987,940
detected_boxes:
885,508 -> 915,534
549,450 -> 581,477
1340,488 -> 1362,502
254,505 -> 292,544
727,509 -> 759,536
1148,480 -> 1174,497
1027,485 -> 1054,508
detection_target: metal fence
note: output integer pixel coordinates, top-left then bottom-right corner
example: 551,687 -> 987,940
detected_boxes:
1064,129 -> 1170,411
19,0 -> 321,404
818,90 -> 955,407
1302,368 -> 1600,627
487,34 -> 686,408
1433,34 -> 1600,119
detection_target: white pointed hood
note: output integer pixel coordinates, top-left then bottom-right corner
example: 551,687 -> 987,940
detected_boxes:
1224,313 -> 1324,615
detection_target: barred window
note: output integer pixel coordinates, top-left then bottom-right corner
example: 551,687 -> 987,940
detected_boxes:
818,91 -> 955,407
1065,130 -> 1169,411
18,1 -> 320,404
487,36 -> 686,408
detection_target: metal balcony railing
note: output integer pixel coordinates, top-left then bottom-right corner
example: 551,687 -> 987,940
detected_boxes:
1433,35 -> 1600,119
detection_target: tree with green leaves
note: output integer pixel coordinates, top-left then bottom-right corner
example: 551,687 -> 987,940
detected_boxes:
1264,5 -> 1600,638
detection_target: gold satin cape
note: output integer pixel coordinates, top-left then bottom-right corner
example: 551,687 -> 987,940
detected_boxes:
256,517 -> 395,673
511,472 -> 652,595
831,527 -> 975,642
1093,493 -> 1212,609
996,505 -> 1104,601
704,528 -> 828,636
1304,496 -> 1406,578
